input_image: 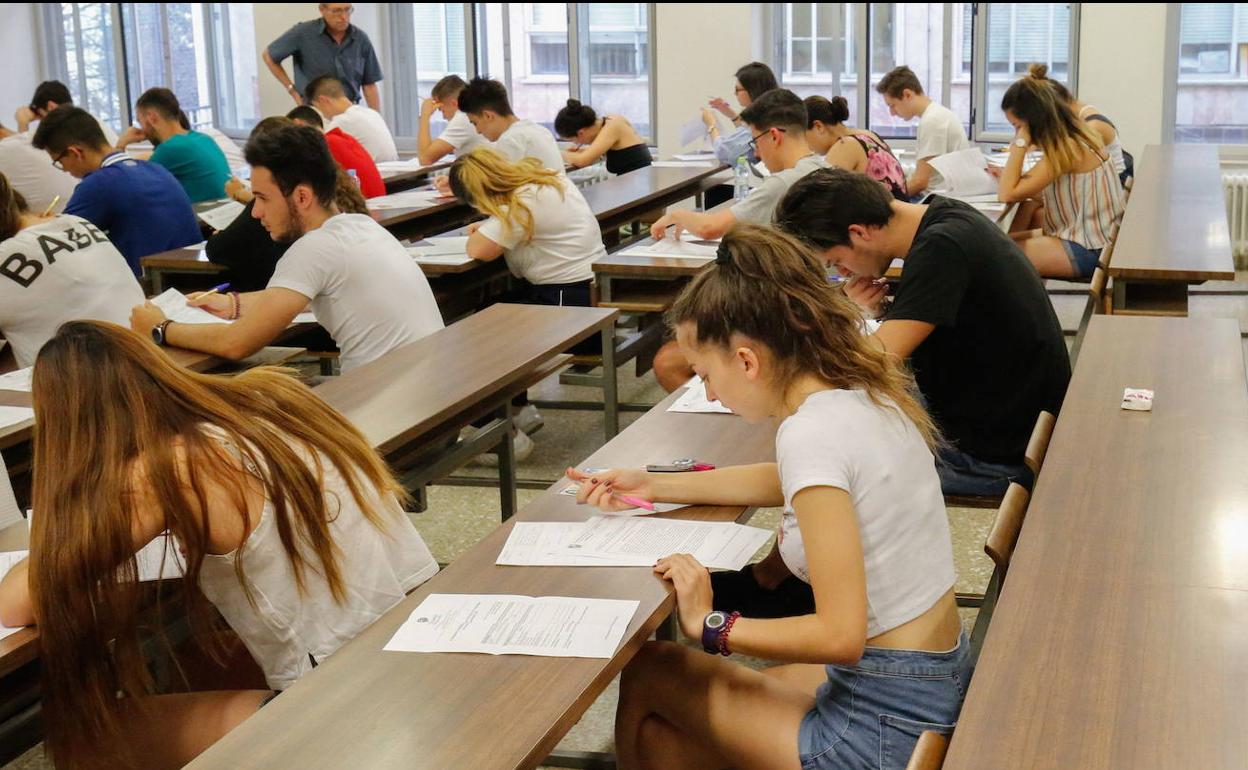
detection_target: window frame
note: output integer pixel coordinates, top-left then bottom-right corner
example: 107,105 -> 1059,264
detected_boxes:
1164,1 -> 1248,151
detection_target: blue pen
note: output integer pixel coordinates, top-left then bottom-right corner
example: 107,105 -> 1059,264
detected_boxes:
191,282 -> 231,301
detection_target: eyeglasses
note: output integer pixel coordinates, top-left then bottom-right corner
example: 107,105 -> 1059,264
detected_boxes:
324,5 -> 354,16
51,149 -> 71,171
747,127 -> 786,153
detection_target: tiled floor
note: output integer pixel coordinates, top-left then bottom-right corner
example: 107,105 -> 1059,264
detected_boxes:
7,273 -> 1247,769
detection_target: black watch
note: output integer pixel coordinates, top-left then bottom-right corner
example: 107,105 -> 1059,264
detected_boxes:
701,610 -> 730,654
151,320 -> 173,347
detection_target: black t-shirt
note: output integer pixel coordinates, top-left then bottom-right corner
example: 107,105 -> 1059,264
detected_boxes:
887,196 -> 1070,463
204,200 -> 290,293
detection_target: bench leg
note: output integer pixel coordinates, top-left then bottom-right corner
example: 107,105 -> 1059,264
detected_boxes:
497,404 -> 518,521
601,325 -> 619,440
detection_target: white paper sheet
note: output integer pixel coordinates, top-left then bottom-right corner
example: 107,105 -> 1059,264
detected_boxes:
25,508 -> 184,582
368,190 -> 445,210
679,116 -> 708,148
0,550 -> 29,640
928,148 -> 998,197
497,522 -> 625,566
651,160 -> 715,168
376,158 -> 430,173
384,593 -> 638,658
408,235 -> 470,256
619,240 -> 718,261
673,152 -> 716,161
0,405 -> 34,434
197,200 -> 246,231
151,289 -> 232,325
293,312 -> 318,324
559,516 -> 772,571
668,376 -> 732,415
0,367 -> 33,393
0,455 -> 19,530
985,150 -> 1042,172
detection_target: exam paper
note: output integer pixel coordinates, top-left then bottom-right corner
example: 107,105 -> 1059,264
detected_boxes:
668,375 -> 732,415
0,455 -> 19,530
197,200 -> 245,232
928,148 -> 998,197
409,235 -> 470,256
384,594 -> 638,658
151,289 -> 232,325
497,522 -> 625,566
25,509 -> 185,582
651,160 -> 715,168
673,152 -> 716,161
0,405 -> 34,434
0,367 -> 33,393
985,150 -> 1041,173
619,240 -> 718,261
376,158 -> 431,173
0,550 -> 29,640
368,190 -> 445,210
293,312 -> 318,324
561,516 -> 772,571
679,116 -> 708,148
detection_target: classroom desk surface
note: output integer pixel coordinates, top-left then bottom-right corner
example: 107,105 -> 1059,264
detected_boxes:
186,382 -> 776,770
944,314 -> 1248,770
381,160 -> 452,194
1108,145 -> 1234,314
583,164 -> 727,225
312,303 -> 619,457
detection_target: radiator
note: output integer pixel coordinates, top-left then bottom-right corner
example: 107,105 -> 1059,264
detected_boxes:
1225,172 -> 1248,264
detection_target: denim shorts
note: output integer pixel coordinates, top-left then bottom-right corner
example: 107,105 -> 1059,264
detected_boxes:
1060,239 -> 1103,278
797,632 -> 973,770
936,445 -> 1033,498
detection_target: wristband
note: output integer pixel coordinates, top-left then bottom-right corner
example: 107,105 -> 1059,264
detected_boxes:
229,291 -> 241,321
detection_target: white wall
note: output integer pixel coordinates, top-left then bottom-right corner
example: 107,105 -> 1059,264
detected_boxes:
1076,2 -> 1170,159
0,5 -> 43,130
653,3 -> 755,157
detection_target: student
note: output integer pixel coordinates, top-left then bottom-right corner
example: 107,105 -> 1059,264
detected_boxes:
264,3 -> 382,109
0,174 -> 143,367
0,320 -> 437,769
417,75 -> 486,166
555,99 -> 651,175
116,88 -> 232,203
997,69 -> 1126,279
17,79 -> 119,147
305,75 -> 398,163
875,66 -> 970,196
775,168 -> 1070,498
287,105 -> 385,198
207,117 -> 371,292
129,123 -> 442,373
804,95 -> 908,200
456,77 -> 564,173
650,89 -> 828,392
0,122 -> 78,214
1030,64 -> 1132,185
703,62 -> 779,165
567,224 -> 968,770
31,106 -> 201,276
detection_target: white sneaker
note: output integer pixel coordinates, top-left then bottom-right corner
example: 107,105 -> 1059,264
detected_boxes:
514,405 -> 544,435
472,430 -> 535,467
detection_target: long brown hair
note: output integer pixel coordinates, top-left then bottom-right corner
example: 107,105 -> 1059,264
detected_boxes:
448,147 -> 564,242
28,321 -> 408,768
667,224 -> 938,449
0,172 -> 29,241
1000,63 -> 1103,177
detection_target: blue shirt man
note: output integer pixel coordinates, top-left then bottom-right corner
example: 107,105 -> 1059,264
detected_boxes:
265,5 -> 382,109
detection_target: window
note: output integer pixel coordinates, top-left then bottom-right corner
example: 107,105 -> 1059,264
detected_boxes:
120,3 -> 213,128
579,3 -> 652,138
208,3 -> 260,134
867,3 -> 952,139
980,3 -> 1073,134
389,3 -> 469,137
45,4 -> 126,133
475,3 -> 570,131
1174,3 -> 1248,143
771,3 -> 859,124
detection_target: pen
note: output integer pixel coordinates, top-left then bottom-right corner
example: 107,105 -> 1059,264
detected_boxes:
614,494 -> 656,512
42,195 -> 60,216
189,282 -> 231,301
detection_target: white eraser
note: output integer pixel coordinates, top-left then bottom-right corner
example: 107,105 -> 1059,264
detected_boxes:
1121,388 -> 1154,411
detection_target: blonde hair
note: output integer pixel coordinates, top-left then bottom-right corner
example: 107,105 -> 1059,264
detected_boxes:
1001,63 -> 1103,177
448,147 -> 565,242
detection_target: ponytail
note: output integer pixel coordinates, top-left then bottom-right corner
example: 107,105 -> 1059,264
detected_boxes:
554,99 -> 597,139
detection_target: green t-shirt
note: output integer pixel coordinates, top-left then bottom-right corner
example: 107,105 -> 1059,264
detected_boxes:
149,131 -> 231,203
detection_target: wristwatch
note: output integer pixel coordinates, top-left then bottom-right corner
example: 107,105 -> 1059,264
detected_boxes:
701,610 -> 739,655
1014,137 -> 1028,148
151,320 -> 173,347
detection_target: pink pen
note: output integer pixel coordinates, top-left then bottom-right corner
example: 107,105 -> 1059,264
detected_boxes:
614,494 -> 656,511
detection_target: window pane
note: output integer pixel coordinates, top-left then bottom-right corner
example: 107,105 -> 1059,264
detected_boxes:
982,3 -> 1071,133
58,3 -> 124,132
476,2 -> 569,132
210,3 -> 260,133
792,3 -> 812,37
122,3 -> 213,128
583,3 -> 651,139
868,3 -> 953,138
1176,3 -> 1248,143
774,3 -> 858,124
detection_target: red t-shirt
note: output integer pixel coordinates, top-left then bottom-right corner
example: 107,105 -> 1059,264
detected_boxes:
324,127 -> 385,199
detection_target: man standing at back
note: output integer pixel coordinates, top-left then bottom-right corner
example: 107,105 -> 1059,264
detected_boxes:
265,3 -> 382,111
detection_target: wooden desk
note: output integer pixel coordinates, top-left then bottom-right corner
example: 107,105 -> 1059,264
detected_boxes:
583,165 -> 727,242
381,161 -> 452,194
592,239 -> 714,313
186,383 -> 775,770
1109,145 -> 1234,315
944,315 -> 1248,770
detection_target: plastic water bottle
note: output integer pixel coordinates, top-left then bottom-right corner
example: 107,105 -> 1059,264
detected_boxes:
347,168 -> 360,188
733,156 -> 750,201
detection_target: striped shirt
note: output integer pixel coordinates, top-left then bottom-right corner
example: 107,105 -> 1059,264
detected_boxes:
1041,152 -> 1125,250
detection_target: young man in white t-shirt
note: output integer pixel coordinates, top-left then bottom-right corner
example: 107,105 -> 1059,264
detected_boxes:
307,75 -> 399,163
456,77 -> 564,172
129,123 -> 442,373
417,75 -> 486,166
876,66 -> 970,196
0,125 -> 78,215
18,80 -> 120,148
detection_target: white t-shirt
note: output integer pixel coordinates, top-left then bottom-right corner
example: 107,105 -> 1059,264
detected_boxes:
916,102 -> 970,188
0,132 -> 78,215
730,153 -> 828,225
0,214 -> 144,367
330,105 -> 399,163
477,177 -> 603,285
775,388 -> 955,639
267,213 -> 444,372
199,126 -> 246,172
440,110 -> 486,155
494,119 -> 565,173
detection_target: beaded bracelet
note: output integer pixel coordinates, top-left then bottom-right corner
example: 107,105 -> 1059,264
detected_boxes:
717,611 -> 741,656
228,291 -> 241,321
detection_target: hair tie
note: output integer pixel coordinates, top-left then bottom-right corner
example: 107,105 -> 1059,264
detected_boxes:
715,242 -> 733,265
